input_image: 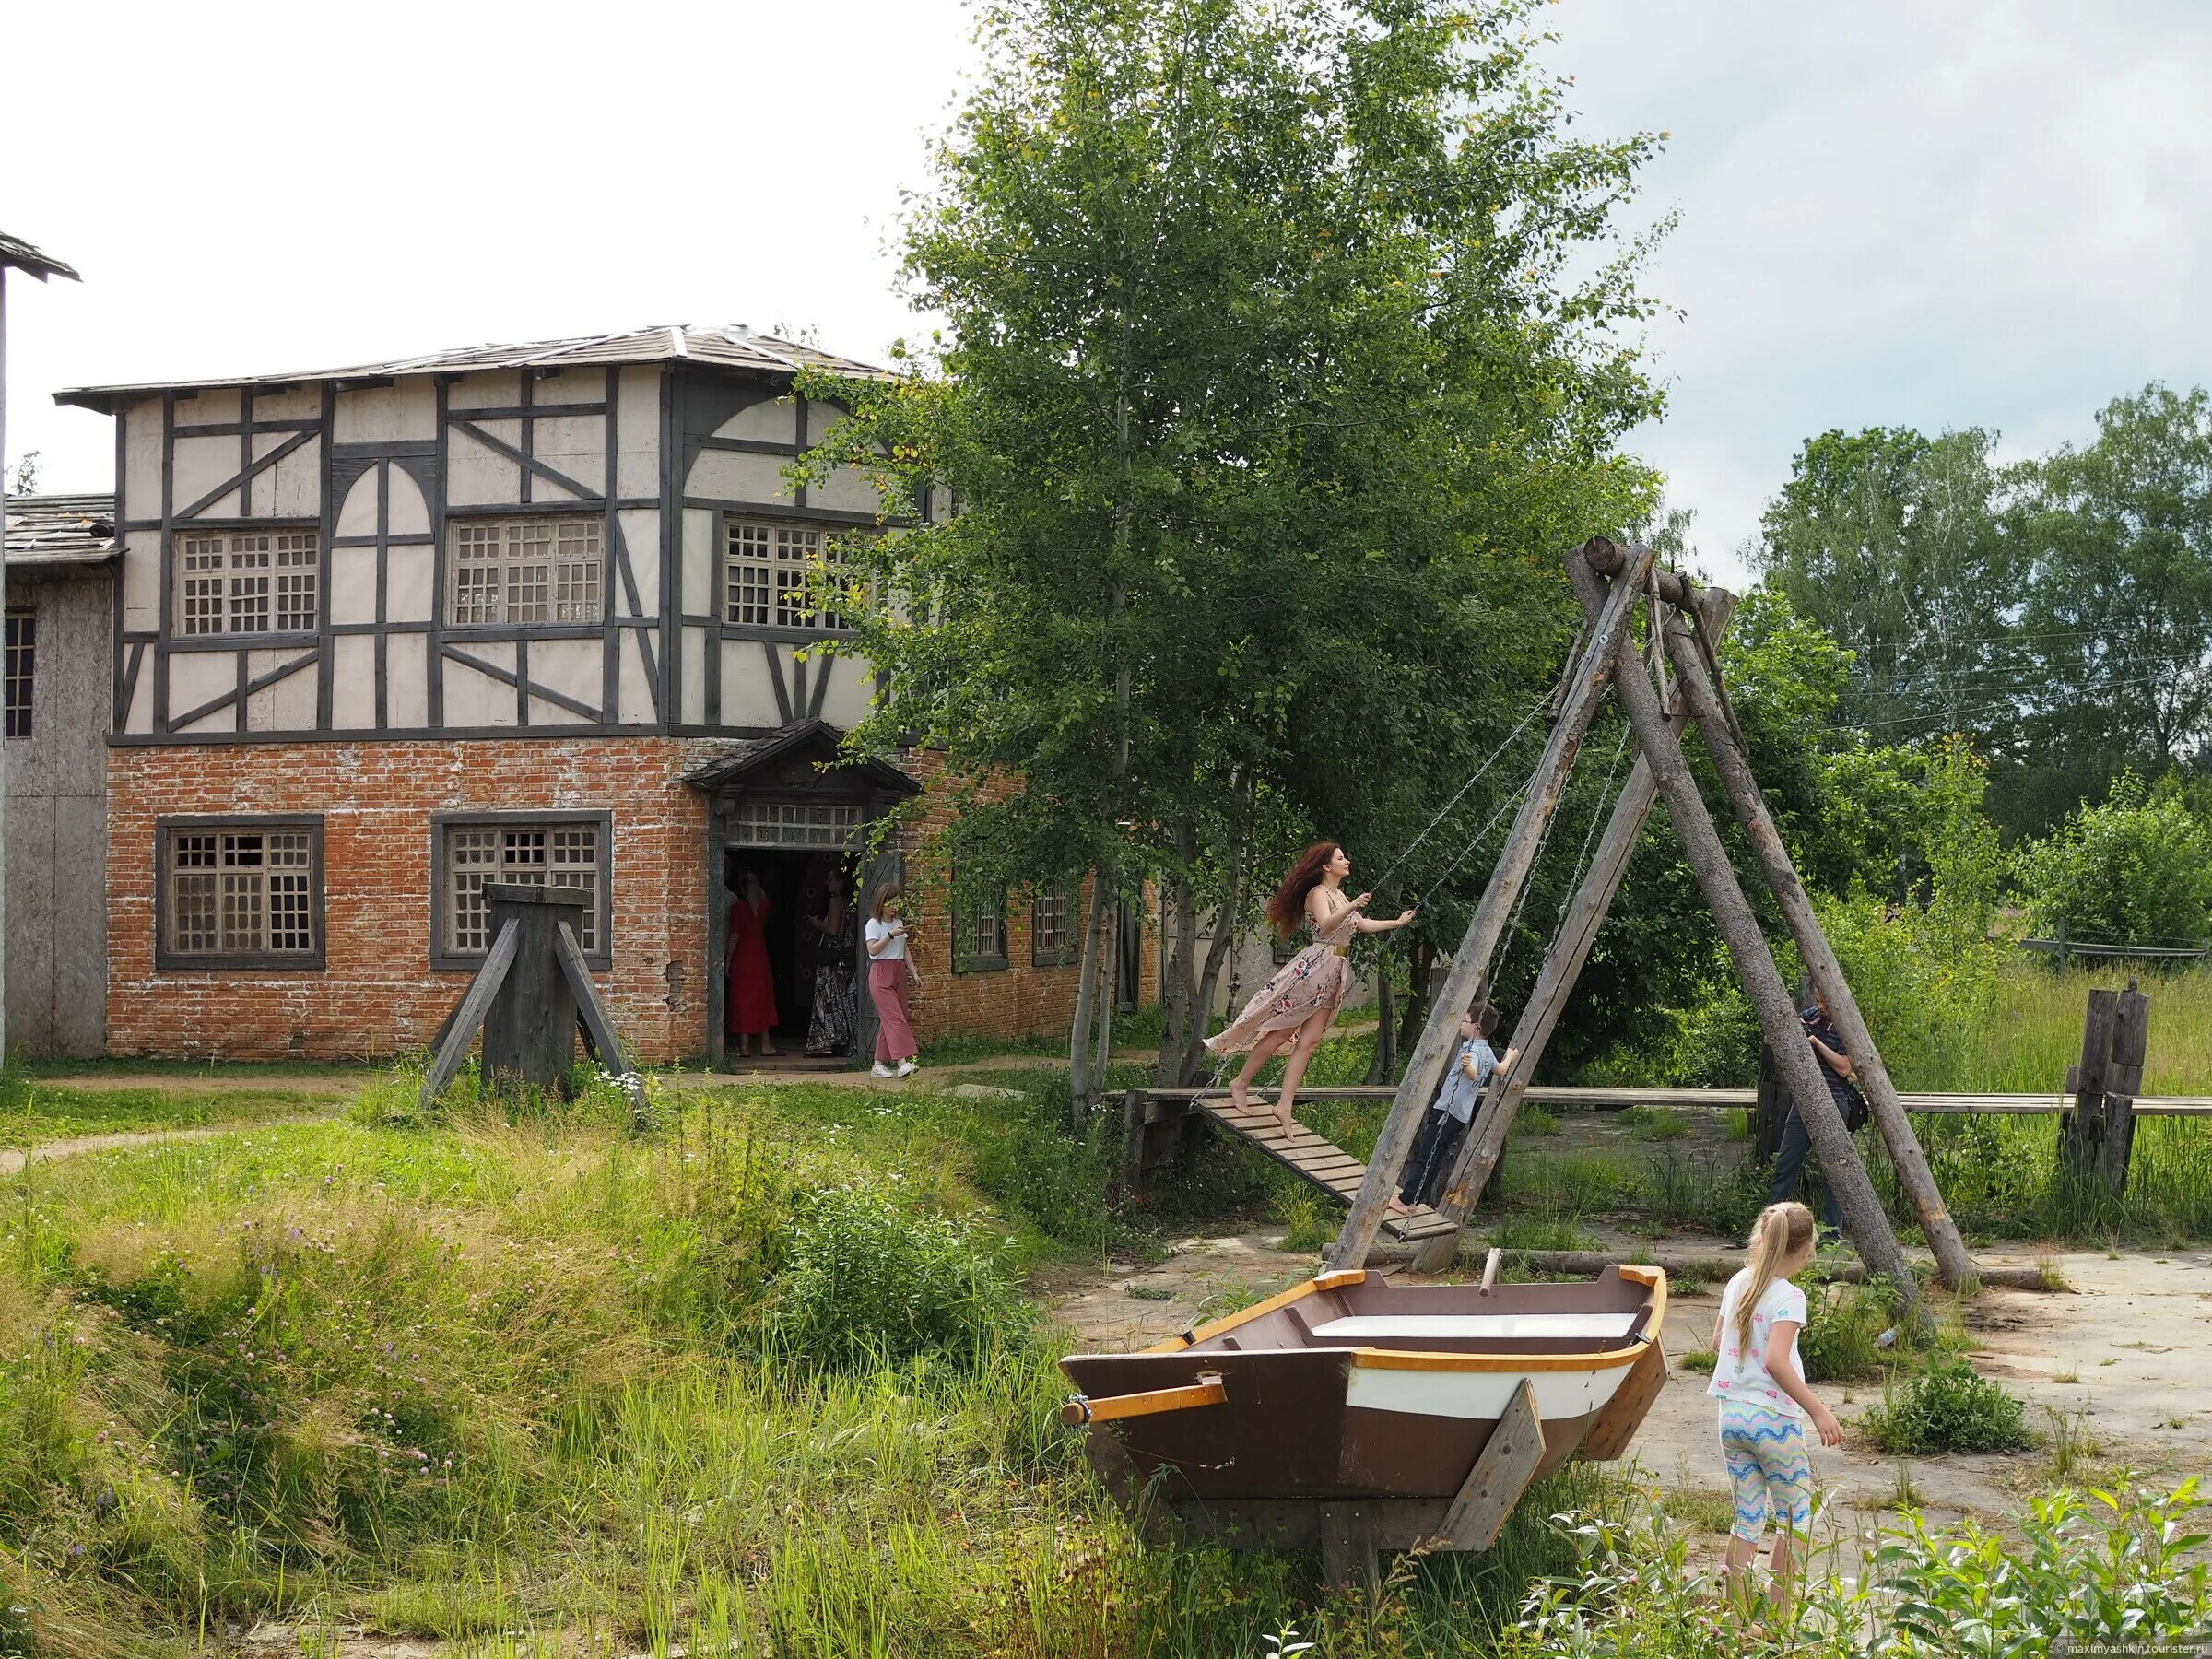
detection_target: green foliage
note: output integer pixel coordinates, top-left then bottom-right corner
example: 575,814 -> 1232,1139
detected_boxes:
1621,1106 -> 1688,1142
1862,1357 -> 2030,1453
1277,1190 -> 1334,1254
1496,1481 -> 2212,1657
765,1181 -> 1030,1371
795,0 -> 1668,1086
1795,1278 -> 1896,1382
1752,426 -> 2020,757
2014,771 -> 2212,947
2011,383 -> 2212,826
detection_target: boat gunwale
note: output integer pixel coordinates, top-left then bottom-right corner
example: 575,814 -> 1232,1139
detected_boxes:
1126,1265 -> 1669,1379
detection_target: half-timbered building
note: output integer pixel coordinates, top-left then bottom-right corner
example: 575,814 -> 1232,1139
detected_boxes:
58,326 -> 1140,1065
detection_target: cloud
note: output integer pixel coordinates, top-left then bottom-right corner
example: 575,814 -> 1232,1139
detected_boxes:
1547,0 -> 2212,579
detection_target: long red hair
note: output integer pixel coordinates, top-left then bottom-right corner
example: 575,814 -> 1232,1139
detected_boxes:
1266,842 -> 1340,938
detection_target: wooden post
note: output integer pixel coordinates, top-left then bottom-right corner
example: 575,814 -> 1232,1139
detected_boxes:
1566,548 -> 1923,1312
2055,918 -> 2068,972
2060,982 -> 2145,1198
1655,603 -> 1978,1291
1409,588 -> 1736,1271
1328,543 -> 1655,1270
1753,1041 -> 1788,1163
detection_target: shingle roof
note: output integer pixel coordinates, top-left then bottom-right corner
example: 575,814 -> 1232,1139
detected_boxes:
4,493 -> 116,569
0,231 -> 81,283
55,325 -> 890,411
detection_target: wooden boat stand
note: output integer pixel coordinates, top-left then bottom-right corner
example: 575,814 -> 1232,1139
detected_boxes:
1085,1374 -> 1549,1596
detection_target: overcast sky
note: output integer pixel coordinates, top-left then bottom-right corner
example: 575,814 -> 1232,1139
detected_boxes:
6,1 -> 2208,586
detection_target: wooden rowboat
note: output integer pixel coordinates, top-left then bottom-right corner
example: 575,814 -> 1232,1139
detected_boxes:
1060,1261 -> 1667,1555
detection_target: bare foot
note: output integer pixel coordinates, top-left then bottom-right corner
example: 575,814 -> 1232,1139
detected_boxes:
1276,1112 -> 1301,1143
1385,1196 -> 1413,1217
1227,1077 -> 1251,1112
762,1046 -> 782,1058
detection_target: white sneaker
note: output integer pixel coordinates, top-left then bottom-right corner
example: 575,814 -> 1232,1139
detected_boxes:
871,1063 -> 894,1078
895,1059 -> 918,1078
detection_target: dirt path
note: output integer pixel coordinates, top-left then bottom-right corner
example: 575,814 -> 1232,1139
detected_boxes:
0,1116 -> 335,1176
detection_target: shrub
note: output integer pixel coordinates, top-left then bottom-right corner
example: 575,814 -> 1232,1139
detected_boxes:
1622,1105 -> 1688,1141
1797,1278 -> 1896,1382
1861,1356 -> 2029,1453
766,1182 -> 1030,1370
2016,772 -> 2212,948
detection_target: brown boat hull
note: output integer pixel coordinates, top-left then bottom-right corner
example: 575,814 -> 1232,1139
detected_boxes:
1060,1265 -> 1668,1502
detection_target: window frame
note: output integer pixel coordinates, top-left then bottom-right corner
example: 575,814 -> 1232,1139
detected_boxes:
720,513 -> 861,637
154,815 -> 326,971
444,513 -> 606,630
1030,882 -> 1083,969
173,530 -> 321,639
4,607 -> 32,739
952,880 -> 1009,975
429,809 -> 614,971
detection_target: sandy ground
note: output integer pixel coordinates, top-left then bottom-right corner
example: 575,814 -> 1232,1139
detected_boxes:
1047,1230 -> 2212,1575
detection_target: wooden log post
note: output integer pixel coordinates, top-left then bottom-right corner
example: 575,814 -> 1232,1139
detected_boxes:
1565,548 -> 1923,1314
1409,587 -> 1737,1271
1328,543 -> 1656,1270
1649,594 -> 1978,1292
2060,982 -> 2147,1198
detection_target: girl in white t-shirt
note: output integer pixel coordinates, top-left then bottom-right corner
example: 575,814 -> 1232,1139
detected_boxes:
1708,1200 -> 1841,1631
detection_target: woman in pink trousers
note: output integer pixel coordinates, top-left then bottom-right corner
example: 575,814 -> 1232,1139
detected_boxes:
864,883 -> 921,1078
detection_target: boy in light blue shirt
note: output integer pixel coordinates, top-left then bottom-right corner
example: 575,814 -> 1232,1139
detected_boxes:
1392,1003 -> 1514,1214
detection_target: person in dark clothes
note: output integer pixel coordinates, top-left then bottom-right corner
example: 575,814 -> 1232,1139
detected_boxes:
1768,986 -> 1868,1239
1390,1003 -> 1516,1215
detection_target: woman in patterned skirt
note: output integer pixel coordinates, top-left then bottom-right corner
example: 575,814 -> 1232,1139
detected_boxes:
1206,843 -> 1415,1141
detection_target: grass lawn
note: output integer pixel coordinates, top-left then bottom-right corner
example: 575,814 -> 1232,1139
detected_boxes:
0,1078 -> 335,1151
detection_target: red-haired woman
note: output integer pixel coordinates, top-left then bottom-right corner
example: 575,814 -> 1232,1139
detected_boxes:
1206,843 -> 1415,1141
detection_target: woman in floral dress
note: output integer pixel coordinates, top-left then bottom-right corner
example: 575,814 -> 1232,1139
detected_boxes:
1206,843 -> 1416,1141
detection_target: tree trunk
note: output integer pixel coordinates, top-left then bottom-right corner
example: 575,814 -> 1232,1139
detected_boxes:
1408,589 -> 1739,1271
1090,891 -> 1119,1109
1394,939 -> 1433,1069
1567,547 -> 1922,1320
1068,874 -> 1110,1127
1182,866 -> 1242,1085
1363,970 -> 1397,1086
1158,853 -> 1199,1087
1329,543 -> 1656,1270
1656,603 -> 1978,1290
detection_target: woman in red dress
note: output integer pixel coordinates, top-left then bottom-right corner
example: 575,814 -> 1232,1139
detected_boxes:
726,869 -> 780,1057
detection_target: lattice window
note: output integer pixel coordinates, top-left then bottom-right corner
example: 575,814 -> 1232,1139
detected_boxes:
954,882 -> 1008,974
447,517 -> 603,626
441,819 -> 604,958
726,798 -> 862,849
176,532 -> 318,636
723,517 -> 852,630
162,821 -> 322,963
4,610 -> 32,739
1031,883 -> 1082,968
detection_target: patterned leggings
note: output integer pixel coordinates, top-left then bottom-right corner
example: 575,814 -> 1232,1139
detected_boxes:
1718,1400 -> 1813,1544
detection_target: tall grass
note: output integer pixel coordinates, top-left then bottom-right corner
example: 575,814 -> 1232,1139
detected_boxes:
0,1075 -> 1643,1654
1904,962 -> 2212,1095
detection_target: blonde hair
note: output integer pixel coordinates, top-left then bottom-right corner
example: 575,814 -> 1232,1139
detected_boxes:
1730,1202 -> 1816,1355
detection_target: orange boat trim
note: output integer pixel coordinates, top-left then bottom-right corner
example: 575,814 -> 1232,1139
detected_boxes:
1144,1268 -> 1369,1354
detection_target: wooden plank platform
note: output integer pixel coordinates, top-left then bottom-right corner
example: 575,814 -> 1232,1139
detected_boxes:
1189,1094 -> 1460,1242
1142,1086 -> 2212,1117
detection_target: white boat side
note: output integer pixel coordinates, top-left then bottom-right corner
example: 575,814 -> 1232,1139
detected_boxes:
1345,1359 -> 1631,1421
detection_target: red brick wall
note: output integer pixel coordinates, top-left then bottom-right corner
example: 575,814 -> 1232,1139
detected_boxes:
107,739 -> 709,1064
891,751 -> 1159,1043
104,738 -> 1154,1064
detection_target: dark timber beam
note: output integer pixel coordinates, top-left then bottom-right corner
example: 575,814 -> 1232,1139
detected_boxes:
1328,542 -> 1654,1270
1565,547 -> 1923,1320
1657,597 -> 1980,1290
1409,585 -> 1737,1271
